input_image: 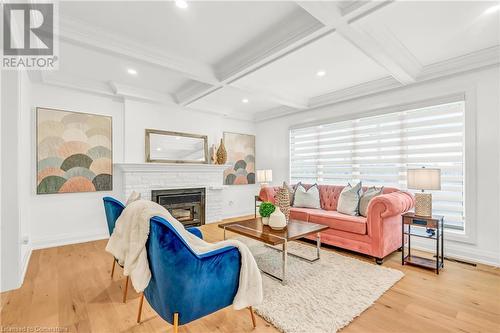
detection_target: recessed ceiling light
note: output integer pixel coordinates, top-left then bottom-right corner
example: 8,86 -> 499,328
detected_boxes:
316,70 -> 326,77
127,68 -> 137,75
242,98 -> 249,103
484,4 -> 500,15
175,0 -> 188,9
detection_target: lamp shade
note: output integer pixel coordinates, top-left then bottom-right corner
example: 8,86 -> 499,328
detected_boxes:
256,169 -> 272,183
407,168 -> 441,190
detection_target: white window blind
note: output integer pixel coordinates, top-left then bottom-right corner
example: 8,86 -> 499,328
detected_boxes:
290,101 -> 465,231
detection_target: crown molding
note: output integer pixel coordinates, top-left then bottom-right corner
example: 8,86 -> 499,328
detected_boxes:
234,84 -> 309,109
337,0 -> 372,17
418,45 -> 500,81
175,81 -> 217,105
58,17 -> 218,85
114,163 -> 227,174
41,72 -> 174,104
39,72 -> 253,122
308,76 -> 401,108
344,1 -> 393,23
187,103 -> 256,122
41,72 -> 116,98
311,46 -> 500,109
259,46 -> 500,122
108,81 -> 175,104
176,82 -> 223,106
254,105 -> 299,122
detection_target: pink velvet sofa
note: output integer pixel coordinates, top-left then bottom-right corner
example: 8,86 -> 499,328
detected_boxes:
259,184 -> 414,264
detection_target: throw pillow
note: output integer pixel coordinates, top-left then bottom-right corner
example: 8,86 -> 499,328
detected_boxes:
293,184 -> 321,209
337,182 -> 362,216
359,186 -> 384,217
283,181 -> 300,206
126,191 -> 141,205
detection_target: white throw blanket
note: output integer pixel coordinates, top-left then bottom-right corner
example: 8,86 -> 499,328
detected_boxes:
105,199 -> 263,310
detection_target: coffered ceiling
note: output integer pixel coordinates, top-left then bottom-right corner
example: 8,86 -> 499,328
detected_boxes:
38,1 -> 500,121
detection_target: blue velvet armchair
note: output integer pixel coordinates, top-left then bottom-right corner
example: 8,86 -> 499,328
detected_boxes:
137,216 -> 256,331
103,196 -> 130,302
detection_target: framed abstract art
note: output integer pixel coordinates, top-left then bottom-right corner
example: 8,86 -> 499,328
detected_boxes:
36,107 -> 113,194
223,132 -> 255,185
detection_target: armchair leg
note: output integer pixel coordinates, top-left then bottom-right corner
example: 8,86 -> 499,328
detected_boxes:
122,276 -> 129,303
173,313 -> 179,333
136,293 -> 144,323
111,258 -> 116,278
248,306 -> 256,328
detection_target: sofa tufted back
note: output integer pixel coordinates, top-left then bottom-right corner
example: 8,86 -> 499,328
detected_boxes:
259,184 -> 399,211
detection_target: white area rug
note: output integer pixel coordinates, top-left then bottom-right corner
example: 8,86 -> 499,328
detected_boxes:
237,238 -> 404,333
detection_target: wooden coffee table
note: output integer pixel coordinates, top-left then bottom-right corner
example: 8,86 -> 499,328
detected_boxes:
218,218 -> 328,284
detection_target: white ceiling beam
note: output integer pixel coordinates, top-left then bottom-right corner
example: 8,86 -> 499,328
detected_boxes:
60,15 -> 310,110
58,17 -> 219,85
108,82 -> 175,104
176,8 -> 327,109
339,0 -> 393,22
274,46 -> 500,119
178,2 -> 399,109
235,85 -> 309,109
214,8 -> 325,82
40,71 -> 253,121
177,81 -> 309,109
296,1 -> 421,85
178,81 -> 309,109
254,106 -> 299,122
176,82 -> 223,106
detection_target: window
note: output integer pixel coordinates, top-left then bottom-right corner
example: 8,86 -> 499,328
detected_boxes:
290,101 -> 465,231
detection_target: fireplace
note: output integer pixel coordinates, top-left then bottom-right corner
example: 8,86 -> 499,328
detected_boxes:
152,188 -> 206,227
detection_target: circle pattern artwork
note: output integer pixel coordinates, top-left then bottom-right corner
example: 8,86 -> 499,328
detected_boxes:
223,133 -> 255,185
37,108 -> 112,194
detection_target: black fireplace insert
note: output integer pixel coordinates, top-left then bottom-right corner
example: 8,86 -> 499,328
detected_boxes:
151,188 -> 205,227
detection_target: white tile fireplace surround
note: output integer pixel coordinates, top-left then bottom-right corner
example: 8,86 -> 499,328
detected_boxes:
115,163 -> 228,223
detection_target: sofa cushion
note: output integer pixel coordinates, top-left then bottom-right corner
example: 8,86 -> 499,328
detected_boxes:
308,210 -> 367,235
293,184 -> 321,209
289,207 -> 322,221
337,182 -> 363,216
359,186 -> 384,217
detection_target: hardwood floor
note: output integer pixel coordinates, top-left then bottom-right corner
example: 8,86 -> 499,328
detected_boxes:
1,218 -> 499,333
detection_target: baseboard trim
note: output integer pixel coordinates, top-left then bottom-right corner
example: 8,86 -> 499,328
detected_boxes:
19,246 -> 33,288
222,210 -> 255,220
31,231 -> 109,250
410,239 -> 499,267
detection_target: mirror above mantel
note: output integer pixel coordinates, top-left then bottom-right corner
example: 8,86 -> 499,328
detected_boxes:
145,129 -> 209,164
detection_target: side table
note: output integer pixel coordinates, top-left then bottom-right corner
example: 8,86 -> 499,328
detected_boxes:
254,195 -> 262,218
402,212 -> 444,274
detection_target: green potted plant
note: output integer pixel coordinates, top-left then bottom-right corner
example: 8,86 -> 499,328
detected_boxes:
259,202 -> 276,225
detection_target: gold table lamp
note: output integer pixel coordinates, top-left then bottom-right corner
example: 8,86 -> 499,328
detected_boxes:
407,167 -> 441,217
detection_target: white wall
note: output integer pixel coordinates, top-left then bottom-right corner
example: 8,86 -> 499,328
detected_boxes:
26,83 -> 257,253
256,66 -> 500,266
28,84 -> 125,249
122,100 -> 258,218
1,71 -> 22,291
1,70 -> 35,291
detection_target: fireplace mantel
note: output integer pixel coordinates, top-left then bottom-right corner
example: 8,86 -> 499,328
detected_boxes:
114,163 -> 227,173
114,163 -> 227,223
